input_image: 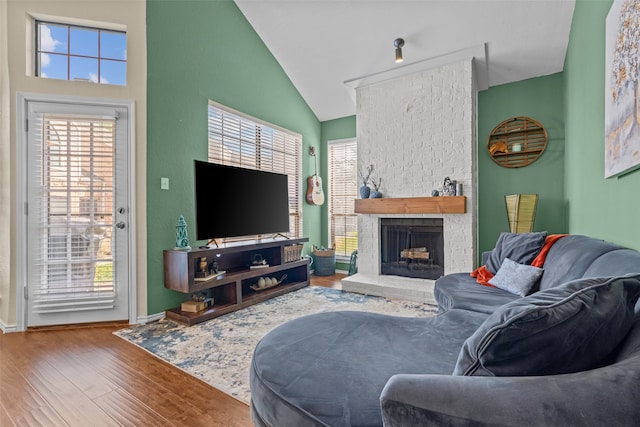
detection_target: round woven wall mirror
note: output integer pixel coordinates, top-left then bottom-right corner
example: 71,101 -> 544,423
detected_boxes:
487,116 -> 548,168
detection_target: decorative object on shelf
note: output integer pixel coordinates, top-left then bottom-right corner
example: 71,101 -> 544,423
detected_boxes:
283,244 -> 304,263
455,182 -> 463,196
505,194 -> 539,233
431,189 -> 440,197
359,186 -> 371,199
250,254 -> 269,269
181,292 -> 214,312
487,116 -> 548,168
251,274 -> 288,292
442,177 -> 456,196
193,270 -> 226,282
174,215 -> 191,250
252,254 -> 266,265
358,164 -> 373,199
195,256 -> 208,278
193,256 -> 224,282
605,0 -> 640,178
489,140 -> 509,156
370,176 -> 382,198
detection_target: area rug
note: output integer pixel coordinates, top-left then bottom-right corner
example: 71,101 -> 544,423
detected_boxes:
114,286 -> 438,403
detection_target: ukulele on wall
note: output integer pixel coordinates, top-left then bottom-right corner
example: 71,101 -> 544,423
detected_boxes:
306,146 -> 325,205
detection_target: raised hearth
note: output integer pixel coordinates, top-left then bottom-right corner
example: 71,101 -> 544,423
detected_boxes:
341,273 -> 436,305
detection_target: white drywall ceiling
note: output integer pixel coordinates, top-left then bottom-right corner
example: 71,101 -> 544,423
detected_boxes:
235,0 -> 576,122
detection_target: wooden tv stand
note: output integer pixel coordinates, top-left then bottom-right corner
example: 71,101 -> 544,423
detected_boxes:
163,237 -> 309,325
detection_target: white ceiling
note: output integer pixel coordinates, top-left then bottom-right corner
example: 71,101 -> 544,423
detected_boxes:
235,0 -> 576,122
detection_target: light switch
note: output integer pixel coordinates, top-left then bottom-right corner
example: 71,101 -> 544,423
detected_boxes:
161,177 -> 169,190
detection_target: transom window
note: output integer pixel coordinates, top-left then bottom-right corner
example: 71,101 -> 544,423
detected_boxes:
36,21 -> 127,85
207,100 -> 303,241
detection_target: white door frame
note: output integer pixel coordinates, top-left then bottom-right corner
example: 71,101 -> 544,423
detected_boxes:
15,92 -> 137,331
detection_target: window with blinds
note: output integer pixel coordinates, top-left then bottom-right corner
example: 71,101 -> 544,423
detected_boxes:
328,139 -> 358,258
207,100 -> 302,240
32,114 -> 115,312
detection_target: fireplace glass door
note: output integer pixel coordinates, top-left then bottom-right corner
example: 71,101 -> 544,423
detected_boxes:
380,218 -> 444,280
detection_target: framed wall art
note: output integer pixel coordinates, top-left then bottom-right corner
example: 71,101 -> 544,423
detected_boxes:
605,0 -> 640,178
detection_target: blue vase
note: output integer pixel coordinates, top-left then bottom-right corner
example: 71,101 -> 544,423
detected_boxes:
359,186 -> 371,199
371,191 -> 382,198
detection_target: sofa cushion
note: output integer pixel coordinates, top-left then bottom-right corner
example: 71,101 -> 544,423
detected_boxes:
250,309 -> 488,427
486,231 -> 547,274
453,274 -> 640,377
538,235 -> 626,290
434,273 -> 521,314
582,249 -> 640,279
488,257 -> 543,296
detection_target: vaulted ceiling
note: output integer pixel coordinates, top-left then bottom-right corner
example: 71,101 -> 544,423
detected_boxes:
235,0 -> 576,122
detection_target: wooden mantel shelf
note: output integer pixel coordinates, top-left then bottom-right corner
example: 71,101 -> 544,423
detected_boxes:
354,196 -> 466,214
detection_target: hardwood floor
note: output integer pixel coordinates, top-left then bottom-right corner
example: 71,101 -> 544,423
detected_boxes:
310,271 -> 345,289
0,274 -> 346,426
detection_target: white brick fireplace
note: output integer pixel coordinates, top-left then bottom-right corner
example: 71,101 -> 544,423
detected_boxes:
342,59 -> 479,304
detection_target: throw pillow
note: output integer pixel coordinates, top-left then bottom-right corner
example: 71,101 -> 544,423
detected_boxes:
486,231 -> 547,274
488,257 -> 543,297
453,274 -> 640,377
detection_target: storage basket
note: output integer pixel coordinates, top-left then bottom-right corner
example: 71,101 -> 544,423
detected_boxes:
283,244 -> 303,263
312,249 -> 336,276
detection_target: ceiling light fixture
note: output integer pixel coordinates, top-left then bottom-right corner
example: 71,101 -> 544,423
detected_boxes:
394,38 -> 405,63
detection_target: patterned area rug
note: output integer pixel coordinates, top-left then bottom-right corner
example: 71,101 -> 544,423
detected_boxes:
114,286 -> 438,403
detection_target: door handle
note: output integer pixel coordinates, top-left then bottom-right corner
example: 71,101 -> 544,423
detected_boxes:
115,222 -> 126,229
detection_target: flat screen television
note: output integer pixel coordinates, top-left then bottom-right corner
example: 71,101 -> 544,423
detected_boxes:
194,160 -> 290,241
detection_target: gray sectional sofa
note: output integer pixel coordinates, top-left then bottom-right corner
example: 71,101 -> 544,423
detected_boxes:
250,234 -> 640,426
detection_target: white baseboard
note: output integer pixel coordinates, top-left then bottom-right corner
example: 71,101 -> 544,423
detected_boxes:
136,312 -> 165,325
0,321 -> 18,333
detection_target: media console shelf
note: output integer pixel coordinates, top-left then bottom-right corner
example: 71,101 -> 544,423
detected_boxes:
164,237 -> 309,325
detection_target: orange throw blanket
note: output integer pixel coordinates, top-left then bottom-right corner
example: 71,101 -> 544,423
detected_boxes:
470,234 -> 568,287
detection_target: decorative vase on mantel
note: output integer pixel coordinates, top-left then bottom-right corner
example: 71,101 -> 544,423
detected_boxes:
369,177 -> 382,198
359,185 -> 371,199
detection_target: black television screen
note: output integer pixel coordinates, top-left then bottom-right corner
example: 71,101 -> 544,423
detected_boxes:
194,160 -> 290,240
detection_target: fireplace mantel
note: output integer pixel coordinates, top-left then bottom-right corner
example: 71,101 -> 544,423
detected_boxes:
354,196 -> 466,214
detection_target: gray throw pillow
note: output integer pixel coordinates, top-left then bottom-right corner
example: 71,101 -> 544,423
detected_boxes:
488,257 -> 543,296
453,274 -> 640,377
486,231 -> 547,274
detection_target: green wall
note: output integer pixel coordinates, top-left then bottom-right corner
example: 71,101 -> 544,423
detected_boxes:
564,0 -> 640,250
319,115 -> 357,271
146,0 -> 321,314
478,73 -> 566,255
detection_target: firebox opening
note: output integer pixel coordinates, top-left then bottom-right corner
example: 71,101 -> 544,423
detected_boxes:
380,218 -> 444,280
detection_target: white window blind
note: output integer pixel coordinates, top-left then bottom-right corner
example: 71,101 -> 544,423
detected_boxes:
29,113 -> 116,313
328,139 -> 358,258
207,100 -> 302,240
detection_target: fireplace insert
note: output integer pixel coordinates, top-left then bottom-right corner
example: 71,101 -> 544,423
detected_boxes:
380,218 -> 444,280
